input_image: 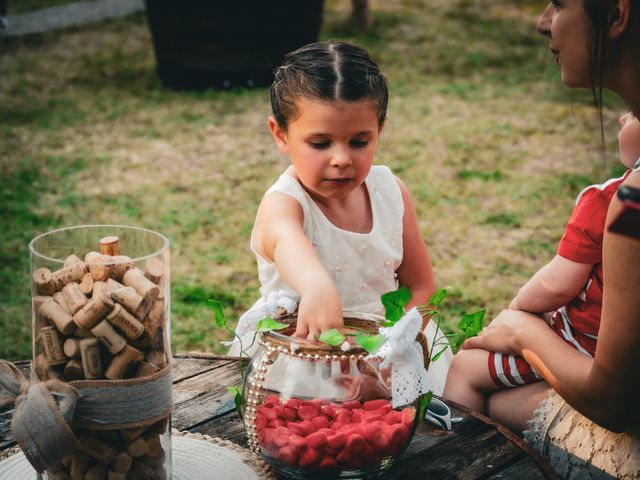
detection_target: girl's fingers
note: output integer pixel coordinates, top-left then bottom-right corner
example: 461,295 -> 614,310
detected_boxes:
294,321 -> 309,338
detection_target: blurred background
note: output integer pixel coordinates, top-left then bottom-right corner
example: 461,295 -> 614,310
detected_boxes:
0,0 -> 626,360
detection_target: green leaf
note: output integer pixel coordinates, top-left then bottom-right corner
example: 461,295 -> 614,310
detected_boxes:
381,286 -> 412,324
457,310 -> 485,337
227,386 -> 243,419
430,347 -> 448,363
318,329 -> 346,346
417,391 -> 433,424
355,333 -> 386,354
209,299 -> 226,328
428,288 -> 447,307
256,317 -> 288,332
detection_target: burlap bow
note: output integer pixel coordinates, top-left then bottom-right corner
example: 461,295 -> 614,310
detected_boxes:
0,359 -> 172,473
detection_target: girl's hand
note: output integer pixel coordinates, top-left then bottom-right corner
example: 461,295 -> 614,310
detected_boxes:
294,286 -> 344,340
461,309 -> 546,356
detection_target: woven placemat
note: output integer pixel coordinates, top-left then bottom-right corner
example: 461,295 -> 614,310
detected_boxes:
0,430 -> 276,480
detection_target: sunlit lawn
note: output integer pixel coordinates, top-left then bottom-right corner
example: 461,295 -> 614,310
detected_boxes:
0,0 -> 626,360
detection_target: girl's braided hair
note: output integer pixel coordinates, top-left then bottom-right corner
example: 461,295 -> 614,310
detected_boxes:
270,41 -> 388,130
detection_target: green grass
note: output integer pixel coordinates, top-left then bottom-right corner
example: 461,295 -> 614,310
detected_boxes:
0,0 -> 628,360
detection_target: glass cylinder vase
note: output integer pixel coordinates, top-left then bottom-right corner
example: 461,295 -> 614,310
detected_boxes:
29,225 -> 171,480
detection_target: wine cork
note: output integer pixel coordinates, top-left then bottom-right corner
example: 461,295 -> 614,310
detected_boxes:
63,359 -> 84,381
148,417 -> 169,435
51,262 -> 88,290
122,269 -> 159,307
111,452 -> 132,473
144,300 -> 165,349
73,293 -> 114,330
70,450 -> 91,480
63,338 -> 82,357
85,251 -> 114,282
41,299 -> 76,335
100,236 -> 121,256
144,434 -> 164,460
144,257 -> 164,284
63,254 -> 83,268
80,338 -> 103,379
105,344 -> 143,380
80,273 -> 94,295
113,256 -> 133,280
53,292 -> 73,314
136,361 -> 160,378
75,325 -> 93,338
129,461 -> 165,480
146,350 -> 167,369
91,320 -> 127,355
120,425 -> 147,443
109,287 -> 144,317
107,471 -> 126,480
126,436 -> 149,458
106,304 -> 144,341
40,326 -> 67,366
62,282 -> 88,314
105,278 -> 125,293
79,433 -> 117,464
84,463 -> 108,480
33,268 -> 56,295
33,295 -> 52,330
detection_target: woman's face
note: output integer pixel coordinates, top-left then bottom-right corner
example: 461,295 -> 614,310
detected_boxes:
537,0 -> 592,88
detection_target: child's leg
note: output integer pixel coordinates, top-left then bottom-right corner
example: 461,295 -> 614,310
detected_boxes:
442,349 -> 497,413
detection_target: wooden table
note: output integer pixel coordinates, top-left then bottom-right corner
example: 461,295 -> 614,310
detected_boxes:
0,354 -> 559,479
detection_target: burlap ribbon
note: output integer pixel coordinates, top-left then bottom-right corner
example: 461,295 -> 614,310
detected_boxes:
0,359 -> 172,473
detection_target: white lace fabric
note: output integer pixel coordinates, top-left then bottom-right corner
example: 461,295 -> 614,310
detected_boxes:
368,308 -> 432,408
524,391 -> 640,479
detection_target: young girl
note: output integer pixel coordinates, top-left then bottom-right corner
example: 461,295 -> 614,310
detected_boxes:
231,41 -> 443,374
443,111 -> 640,412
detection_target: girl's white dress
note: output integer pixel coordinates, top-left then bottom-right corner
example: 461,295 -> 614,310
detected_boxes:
229,165 -> 451,394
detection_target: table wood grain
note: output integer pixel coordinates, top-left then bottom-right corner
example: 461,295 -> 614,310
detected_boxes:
0,354 -> 559,479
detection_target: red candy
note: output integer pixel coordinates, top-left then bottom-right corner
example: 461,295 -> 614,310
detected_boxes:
278,446 -> 298,464
363,399 -> 389,411
327,432 -> 346,449
298,405 -> 319,420
346,433 -> 367,453
298,448 -> 321,468
307,431 -> 327,449
255,396 -> 415,473
311,415 -> 329,430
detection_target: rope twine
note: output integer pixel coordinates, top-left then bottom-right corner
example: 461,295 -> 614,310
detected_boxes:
0,359 -> 172,473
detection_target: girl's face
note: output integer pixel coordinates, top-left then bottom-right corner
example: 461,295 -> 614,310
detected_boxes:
268,98 -> 382,204
537,0 -> 591,88
619,112 -> 640,168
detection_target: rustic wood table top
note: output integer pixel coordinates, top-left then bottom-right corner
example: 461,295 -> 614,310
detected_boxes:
0,354 -> 559,479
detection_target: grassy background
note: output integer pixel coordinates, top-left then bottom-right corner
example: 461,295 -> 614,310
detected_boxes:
0,0 -> 627,360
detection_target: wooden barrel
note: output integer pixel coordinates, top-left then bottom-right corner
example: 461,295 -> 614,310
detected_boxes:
144,0 -> 325,90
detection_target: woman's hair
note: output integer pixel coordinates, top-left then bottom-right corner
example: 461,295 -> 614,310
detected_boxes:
581,0 -> 615,121
270,41 -> 388,130
582,0 -> 639,110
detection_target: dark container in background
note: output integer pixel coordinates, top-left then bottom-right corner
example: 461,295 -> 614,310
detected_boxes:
144,0 -> 325,90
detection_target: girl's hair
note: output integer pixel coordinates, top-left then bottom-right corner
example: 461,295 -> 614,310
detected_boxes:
270,41 -> 388,130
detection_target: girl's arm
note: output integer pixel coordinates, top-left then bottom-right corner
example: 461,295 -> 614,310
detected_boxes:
511,255 -> 593,313
394,178 -> 436,309
254,192 -> 343,339
464,173 -> 640,432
